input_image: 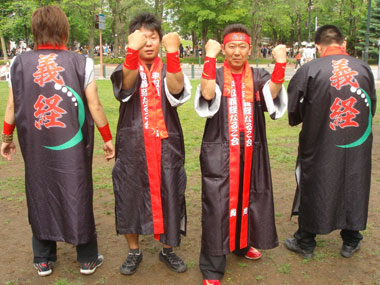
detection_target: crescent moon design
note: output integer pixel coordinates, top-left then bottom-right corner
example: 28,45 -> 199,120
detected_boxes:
336,88 -> 372,149
43,85 -> 85,150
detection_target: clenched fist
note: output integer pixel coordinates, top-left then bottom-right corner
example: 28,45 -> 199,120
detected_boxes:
205,39 -> 221,58
162,32 -> 181,53
272,44 -> 287,63
127,30 -> 147,51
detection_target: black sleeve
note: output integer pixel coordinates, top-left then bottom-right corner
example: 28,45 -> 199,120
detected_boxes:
253,68 -> 271,112
287,66 -> 308,126
110,64 -> 139,101
368,68 -> 377,117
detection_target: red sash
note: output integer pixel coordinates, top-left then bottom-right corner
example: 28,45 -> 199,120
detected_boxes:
223,60 -> 254,251
138,57 -> 168,240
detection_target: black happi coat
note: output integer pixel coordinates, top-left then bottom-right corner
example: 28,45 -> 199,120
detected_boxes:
11,50 -> 95,245
111,64 -> 187,247
200,67 -> 278,256
288,55 -> 377,234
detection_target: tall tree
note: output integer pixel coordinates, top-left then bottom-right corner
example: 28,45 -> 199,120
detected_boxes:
168,0 -> 249,58
357,0 -> 380,58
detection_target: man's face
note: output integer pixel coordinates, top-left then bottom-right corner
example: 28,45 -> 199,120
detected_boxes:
139,26 -> 160,64
222,41 -> 252,73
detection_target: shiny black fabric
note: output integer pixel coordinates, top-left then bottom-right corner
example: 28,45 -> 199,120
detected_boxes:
200,67 -> 279,256
288,55 -> 376,234
110,64 -> 186,247
11,50 -> 95,245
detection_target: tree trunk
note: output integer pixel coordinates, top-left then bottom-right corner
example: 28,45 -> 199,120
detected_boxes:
192,30 -> 196,52
160,0 -> 164,20
250,15 -> 262,59
0,32 -> 8,61
89,24 -> 95,59
120,20 -> 126,56
296,13 -> 301,47
112,0 -> 121,58
202,26 -> 208,59
155,0 -> 159,17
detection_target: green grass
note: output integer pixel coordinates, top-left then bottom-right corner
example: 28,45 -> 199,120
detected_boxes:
94,55 -> 287,65
277,263 -> 291,274
1,82 -> 379,204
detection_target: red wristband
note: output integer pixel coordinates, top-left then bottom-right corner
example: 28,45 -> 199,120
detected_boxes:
97,123 -> 112,142
2,121 -> 15,135
123,47 -> 139,70
202,57 -> 217,80
271,62 -> 286,84
166,51 -> 181,73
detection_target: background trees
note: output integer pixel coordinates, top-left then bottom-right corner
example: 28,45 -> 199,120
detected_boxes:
0,0 -> 375,60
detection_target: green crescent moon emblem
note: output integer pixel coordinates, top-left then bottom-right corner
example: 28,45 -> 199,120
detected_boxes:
336,88 -> 372,149
43,86 -> 85,150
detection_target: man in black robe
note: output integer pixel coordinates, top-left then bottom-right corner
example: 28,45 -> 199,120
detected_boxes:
286,25 -> 377,259
195,24 -> 287,284
111,13 -> 191,275
1,6 -> 115,277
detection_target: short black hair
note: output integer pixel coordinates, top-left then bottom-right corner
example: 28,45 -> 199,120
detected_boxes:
314,25 -> 344,45
129,12 -> 163,41
222,24 -> 250,40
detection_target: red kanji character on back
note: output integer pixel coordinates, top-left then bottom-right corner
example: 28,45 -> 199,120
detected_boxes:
329,96 -> 360,131
33,53 -> 65,87
329,58 -> 359,90
34,94 -> 67,129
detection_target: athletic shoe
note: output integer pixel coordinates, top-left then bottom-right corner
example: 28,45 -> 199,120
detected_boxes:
80,254 -> 104,275
159,249 -> 187,273
341,242 -> 361,258
203,280 -> 221,285
120,250 -> 143,275
284,238 -> 314,259
34,262 -> 52,277
244,247 -> 262,260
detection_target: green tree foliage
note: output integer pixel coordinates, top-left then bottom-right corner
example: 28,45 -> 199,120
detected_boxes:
0,0 -> 372,60
357,0 -> 380,59
167,0 -> 250,57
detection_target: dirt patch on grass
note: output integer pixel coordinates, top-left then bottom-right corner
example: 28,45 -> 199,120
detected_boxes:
1,127 -> 380,285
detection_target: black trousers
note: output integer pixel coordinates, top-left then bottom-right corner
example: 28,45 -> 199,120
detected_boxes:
294,227 -> 363,252
32,235 -> 98,263
295,59 -> 301,69
199,133 -> 250,280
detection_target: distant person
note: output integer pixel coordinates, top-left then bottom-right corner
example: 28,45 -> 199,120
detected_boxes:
1,6 -> 115,277
0,62 -> 10,80
303,44 -> 314,63
286,25 -> 376,259
295,50 -> 301,69
110,12 -> 191,276
179,43 -> 184,58
261,46 -> 267,58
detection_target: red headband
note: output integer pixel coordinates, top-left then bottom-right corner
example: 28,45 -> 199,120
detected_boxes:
223,33 -> 251,45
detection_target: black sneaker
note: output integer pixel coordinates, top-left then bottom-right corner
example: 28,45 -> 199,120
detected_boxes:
341,242 -> 361,258
34,262 -> 52,277
284,238 -> 314,259
159,249 -> 187,273
80,254 -> 104,275
120,250 -> 143,275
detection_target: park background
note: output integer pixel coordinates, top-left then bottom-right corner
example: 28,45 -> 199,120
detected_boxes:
0,79 -> 379,284
1,0 -> 380,284
1,0 -> 380,64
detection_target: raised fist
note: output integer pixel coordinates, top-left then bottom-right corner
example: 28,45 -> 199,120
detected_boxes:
162,32 -> 181,53
127,30 -> 147,51
205,39 -> 221,58
272,44 -> 287,63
